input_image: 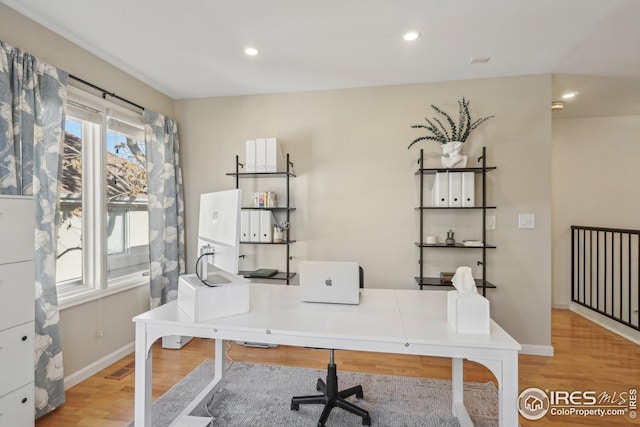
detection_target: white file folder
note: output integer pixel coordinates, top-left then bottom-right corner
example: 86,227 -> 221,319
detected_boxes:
249,210 -> 261,242
266,138 -> 284,172
432,172 -> 449,207
462,172 -> 475,207
259,210 -> 274,242
255,138 -> 266,172
245,140 -> 256,173
449,172 -> 462,208
240,210 -> 250,242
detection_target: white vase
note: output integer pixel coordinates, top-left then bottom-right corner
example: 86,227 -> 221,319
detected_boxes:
440,141 -> 468,168
273,228 -> 284,243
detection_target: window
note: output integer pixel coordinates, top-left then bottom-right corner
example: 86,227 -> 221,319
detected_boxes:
56,87 -> 149,297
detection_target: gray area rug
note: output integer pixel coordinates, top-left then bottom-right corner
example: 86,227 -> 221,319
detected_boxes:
130,360 -> 498,427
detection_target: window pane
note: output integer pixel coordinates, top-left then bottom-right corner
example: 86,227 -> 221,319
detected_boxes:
56,118 -> 83,285
106,129 -> 149,280
107,210 -> 126,255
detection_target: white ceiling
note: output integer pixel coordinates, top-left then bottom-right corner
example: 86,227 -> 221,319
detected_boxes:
2,0 -> 640,116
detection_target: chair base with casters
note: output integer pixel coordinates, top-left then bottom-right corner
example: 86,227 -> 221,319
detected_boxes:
290,349 -> 371,426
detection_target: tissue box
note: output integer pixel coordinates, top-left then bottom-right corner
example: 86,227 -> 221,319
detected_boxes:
447,290 -> 490,334
177,273 -> 250,322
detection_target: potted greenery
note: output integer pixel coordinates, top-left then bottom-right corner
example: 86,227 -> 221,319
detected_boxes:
409,97 -> 493,168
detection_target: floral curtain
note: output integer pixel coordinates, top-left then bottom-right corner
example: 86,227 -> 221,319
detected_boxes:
144,110 -> 185,308
0,40 -> 68,418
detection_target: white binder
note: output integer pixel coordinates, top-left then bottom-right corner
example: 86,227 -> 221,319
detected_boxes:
240,210 -> 251,242
432,172 -> 449,207
245,140 -> 256,173
449,172 -> 462,208
259,210 -> 274,242
249,210 -> 261,242
462,172 -> 475,207
266,138 -> 284,172
255,138 -> 267,172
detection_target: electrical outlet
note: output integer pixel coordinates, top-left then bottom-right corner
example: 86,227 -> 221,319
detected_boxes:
96,330 -> 104,338
518,213 -> 535,229
486,215 -> 496,230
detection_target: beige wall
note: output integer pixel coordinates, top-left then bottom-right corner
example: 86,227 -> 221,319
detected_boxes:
0,4 -> 174,381
175,74 -> 553,348
552,115 -> 640,307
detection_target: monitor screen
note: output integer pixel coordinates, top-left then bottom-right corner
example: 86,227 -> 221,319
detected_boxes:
197,189 -> 241,275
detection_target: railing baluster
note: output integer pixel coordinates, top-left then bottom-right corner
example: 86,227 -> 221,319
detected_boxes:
584,230 -> 593,304
628,232 -> 632,324
596,230 -> 600,312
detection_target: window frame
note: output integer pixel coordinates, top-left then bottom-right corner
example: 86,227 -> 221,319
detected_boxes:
57,86 -> 149,309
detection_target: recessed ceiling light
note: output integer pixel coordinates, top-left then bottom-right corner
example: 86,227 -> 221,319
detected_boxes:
403,31 -> 421,41
244,47 -> 259,56
469,57 -> 491,64
551,101 -> 564,110
562,92 -> 577,99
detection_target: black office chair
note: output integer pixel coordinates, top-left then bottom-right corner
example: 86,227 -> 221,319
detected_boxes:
290,267 -> 371,426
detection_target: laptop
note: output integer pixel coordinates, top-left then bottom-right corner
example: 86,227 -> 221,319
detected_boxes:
299,261 -> 360,305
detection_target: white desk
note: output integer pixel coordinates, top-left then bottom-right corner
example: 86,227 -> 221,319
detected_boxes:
134,285 -> 520,426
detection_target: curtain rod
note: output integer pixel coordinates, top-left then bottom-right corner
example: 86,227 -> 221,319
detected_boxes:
69,74 -> 145,111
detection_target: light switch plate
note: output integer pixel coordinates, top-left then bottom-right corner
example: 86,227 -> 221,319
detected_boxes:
519,213 -> 535,229
486,215 -> 496,230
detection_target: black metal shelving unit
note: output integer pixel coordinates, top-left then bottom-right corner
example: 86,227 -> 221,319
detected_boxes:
415,146 -> 496,296
226,153 -> 296,284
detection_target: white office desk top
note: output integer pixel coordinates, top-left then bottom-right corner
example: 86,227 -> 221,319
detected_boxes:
134,284 -> 521,427
134,284 -> 520,353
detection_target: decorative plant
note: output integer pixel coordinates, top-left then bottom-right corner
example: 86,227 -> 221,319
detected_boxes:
274,220 -> 290,232
408,97 -> 494,149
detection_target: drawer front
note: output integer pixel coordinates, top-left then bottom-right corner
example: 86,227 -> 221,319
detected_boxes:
0,261 -> 34,332
0,382 -> 34,427
0,197 -> 34,264
0,322 -> 34,398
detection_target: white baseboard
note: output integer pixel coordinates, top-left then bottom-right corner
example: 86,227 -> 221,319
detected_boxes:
519,344 -> 554,356
552,302 -> 571,309
64,342 -> 134,390
570,303 -> 640,346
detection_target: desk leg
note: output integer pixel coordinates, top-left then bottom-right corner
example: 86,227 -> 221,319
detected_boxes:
468,353 -> 520,427
499,351 -> 519,427
134,322 -> 152,427
214,338 -> 225,383
452,358 -> 474,427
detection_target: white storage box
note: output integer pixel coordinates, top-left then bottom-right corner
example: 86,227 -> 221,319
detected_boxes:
177,272 -> 250,322
447,290 -> 490,334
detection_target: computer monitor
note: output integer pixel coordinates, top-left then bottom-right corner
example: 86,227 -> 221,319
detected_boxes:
197,189 -> 241,277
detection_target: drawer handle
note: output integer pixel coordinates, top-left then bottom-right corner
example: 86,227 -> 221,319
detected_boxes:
21,335 -> 28,341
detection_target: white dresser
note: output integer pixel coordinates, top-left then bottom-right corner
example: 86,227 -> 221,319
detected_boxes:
0,195 -> 35,426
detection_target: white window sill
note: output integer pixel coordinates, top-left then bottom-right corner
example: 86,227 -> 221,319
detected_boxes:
58,276 -> 149,311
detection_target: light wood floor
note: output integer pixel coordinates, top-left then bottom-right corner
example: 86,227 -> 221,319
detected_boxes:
35,309 -> 640,427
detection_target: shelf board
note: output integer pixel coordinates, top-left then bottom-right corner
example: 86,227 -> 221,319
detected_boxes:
414,277 -> 496,288
227,171 -> 296,178
415,242 -> 496,249
415,206 -> 496,210
240,270 -> 296,281
415,166 -> 496,175
241,207 -> 296,211
241,240 -> 296,245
